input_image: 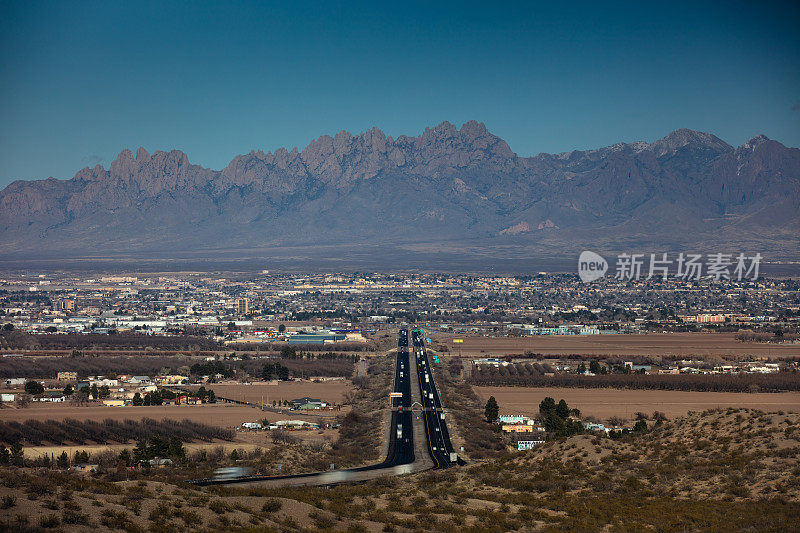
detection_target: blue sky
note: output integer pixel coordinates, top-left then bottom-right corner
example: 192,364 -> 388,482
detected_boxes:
0,0 -> 798,187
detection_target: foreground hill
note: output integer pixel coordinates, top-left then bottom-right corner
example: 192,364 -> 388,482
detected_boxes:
0,408 -> 797,531
1,121 -> 798,264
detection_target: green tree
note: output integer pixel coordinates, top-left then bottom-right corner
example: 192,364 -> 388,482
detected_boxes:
9,443 -> 23,466
230,449 -> 239,461
168,437 -> 185,459
589,360 -> 601,374
484,396 -> 499,422
633,420 -> 648,433
74,450 -> 89,464
132,392 -> 143,406
276,365 -> 290,381
278,324 -> 286,333
207,390 -> 216,403
24,380 -> 44,395
280,346 -> 297,359
56,451 -> 69,468
63,384 -> 74,396
556,399 -> 570,419
539,397 -> 556,417
0,445 -> 9,465
90,384 -> 99,400
133,440 -> 148,463
149,390 -> 163,405
118,449 -> 131,467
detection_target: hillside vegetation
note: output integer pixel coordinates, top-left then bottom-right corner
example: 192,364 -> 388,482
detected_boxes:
1,407 -> 797,531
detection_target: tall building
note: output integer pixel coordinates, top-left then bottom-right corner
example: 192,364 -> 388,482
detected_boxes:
54,298 -> 76,313
236,298 -> 249,316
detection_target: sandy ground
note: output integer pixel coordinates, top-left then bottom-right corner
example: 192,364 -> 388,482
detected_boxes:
439,332 -> 800,359
474,386 -> 800,420
196,380 -> 352,405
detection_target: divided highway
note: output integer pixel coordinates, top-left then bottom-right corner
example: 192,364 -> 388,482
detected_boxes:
412,328 -> 457,468
189,328 -> 436,487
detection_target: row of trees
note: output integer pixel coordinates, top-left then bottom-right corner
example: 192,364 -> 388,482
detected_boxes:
0,418 -> 234,446
132,435 -> 185,462
0,355 -> 207,379
262,361 -> 290,381
470,370 -> 800,392
276,347 -> 360,361
189,360 -> 234,379
0,331 -> 220,351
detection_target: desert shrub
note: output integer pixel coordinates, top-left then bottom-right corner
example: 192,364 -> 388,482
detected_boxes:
309,510 -> 336,529
148,502 -> 172,524
39,514 -> 60,528
100,509 -> 133,529
261,498 -> 282,513
0,495 -> 15,509
178,509 -> 203,526
208,499 -> 230,514
42,499 -> 60,510
62,509 -> 88,524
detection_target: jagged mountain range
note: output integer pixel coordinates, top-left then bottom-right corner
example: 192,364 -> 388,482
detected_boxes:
1,121 -> 798,265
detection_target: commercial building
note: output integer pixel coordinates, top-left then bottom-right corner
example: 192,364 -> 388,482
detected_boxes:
517,440 -> 546,450
287,332 -> 346,345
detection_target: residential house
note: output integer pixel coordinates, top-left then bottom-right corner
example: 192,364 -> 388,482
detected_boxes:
154,375 -> 189,385
291,397 -> 327,410
498,415 -> 529,424
90,378 -> 119,387
69,464 -> 98,473
32,391 -> 66,402
502,424 -> 536,433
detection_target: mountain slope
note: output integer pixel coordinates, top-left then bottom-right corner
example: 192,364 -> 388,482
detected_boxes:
1,121 -> 798,263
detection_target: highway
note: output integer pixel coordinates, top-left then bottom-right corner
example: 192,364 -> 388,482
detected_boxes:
412,328 -> 457,468
189,328 -> 424,487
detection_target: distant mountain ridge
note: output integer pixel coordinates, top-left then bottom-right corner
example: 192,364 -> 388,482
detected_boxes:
1,121 -> 798,264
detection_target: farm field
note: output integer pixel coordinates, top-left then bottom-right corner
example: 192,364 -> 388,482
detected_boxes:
474,385 -> 800,420
20,429 -> 339,459
438,332 -> 800,359
194,380 -> 352,405
0,403 -> 336,427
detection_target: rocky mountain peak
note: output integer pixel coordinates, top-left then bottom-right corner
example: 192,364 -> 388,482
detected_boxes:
649,128 -> 733,158
743,134 -> 770,151
460,120 -> 489,138
1,121 -> 796,261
